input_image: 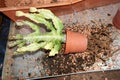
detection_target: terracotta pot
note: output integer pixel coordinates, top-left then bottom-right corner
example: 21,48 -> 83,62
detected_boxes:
65,30 -> 88,54
113,7 -> 120,29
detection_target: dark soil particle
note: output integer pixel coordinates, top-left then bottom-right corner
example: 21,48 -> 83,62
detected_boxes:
42,23 -> 113,76
28,73 -> 31,77
107,13 -> 111,16
43,54 -> 85,76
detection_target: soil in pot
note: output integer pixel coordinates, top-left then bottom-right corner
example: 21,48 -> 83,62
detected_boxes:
42,22 -> 113,76
4,0 -> 68,7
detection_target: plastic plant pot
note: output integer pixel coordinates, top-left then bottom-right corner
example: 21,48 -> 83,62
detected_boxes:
113,7 -> 120,29
65,30 -> 88,54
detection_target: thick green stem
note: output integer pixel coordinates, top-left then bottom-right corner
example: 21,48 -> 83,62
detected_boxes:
24,34 -> 66,43
15,42 -> 46,54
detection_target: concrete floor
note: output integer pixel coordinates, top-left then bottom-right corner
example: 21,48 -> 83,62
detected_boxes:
59,2 -> 120,27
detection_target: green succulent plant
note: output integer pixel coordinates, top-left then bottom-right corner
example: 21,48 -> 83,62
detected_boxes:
8,7 -> 66,56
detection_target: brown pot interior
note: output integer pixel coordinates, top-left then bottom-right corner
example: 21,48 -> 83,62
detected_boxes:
65,30 -> 88,54
113,7 -> 120,29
